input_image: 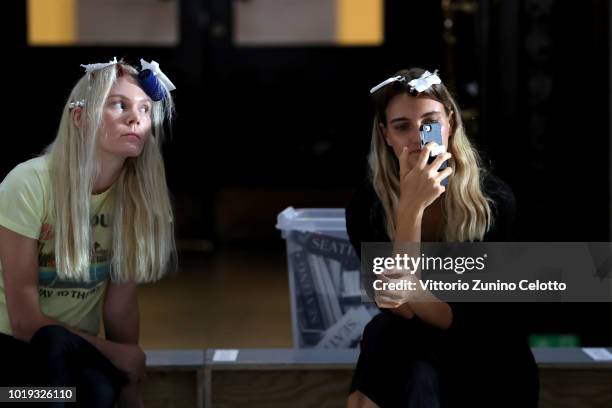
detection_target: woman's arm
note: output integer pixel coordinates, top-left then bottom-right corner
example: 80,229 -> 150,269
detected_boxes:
0,226 -> 145,381
104,281 -> 145,407
103,281 -> 140,344
383,145 -> 453,329
0,226 -> 43,341
389,204 -> 453,329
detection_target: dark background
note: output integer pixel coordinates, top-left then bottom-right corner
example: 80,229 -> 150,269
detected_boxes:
5,1 -> 611,344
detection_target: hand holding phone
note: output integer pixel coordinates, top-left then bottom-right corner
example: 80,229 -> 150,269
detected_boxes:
419,121 -> 450,186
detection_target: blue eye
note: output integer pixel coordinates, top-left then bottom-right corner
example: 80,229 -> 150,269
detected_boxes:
111,101 -> 124,110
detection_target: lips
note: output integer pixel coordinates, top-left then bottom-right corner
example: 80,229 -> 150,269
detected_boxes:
122,133 -> 141,140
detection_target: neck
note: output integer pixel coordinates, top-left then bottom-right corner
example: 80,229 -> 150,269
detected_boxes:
93,154 -> 125,194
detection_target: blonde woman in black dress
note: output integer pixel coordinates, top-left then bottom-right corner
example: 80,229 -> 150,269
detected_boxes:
346,68 -> 539,408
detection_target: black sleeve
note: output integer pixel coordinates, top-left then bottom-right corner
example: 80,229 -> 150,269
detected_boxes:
448,175 -> 525,338
482,174 -> 517,242
345,180 -> 389,260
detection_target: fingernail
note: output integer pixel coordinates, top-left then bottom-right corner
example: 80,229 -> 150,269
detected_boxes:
402,146 -> 408,153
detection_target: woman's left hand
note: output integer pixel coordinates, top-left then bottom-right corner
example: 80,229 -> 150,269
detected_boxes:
390,302 -> 416,319
373,270 -> 420,309
118,383 -> 144,408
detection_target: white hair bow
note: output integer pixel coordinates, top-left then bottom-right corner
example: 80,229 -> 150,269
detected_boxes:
140,59 -> 176,92
369,70 -> 442,94
408,70 -> 441,93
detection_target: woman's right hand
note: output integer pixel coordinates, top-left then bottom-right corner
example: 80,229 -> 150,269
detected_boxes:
398,142 -> 453,216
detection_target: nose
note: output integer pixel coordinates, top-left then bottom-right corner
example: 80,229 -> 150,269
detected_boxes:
408,128 -> 422,151
126,106 -> 141,128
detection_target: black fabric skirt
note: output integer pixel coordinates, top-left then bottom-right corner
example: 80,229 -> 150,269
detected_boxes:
349,311 -> 539,408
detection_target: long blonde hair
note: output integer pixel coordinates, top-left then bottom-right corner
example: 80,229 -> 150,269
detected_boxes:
369,68 -> 492,242
45,61 -> 176,282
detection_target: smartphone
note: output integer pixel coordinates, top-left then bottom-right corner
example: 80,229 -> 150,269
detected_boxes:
419,121 -> 449,186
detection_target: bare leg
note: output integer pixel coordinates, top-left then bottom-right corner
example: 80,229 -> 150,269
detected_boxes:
346,390 -> 381,408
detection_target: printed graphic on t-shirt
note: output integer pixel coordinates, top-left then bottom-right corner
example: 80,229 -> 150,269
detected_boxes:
36,212 -> 112,300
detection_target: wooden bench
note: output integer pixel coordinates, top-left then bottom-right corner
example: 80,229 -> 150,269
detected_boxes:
204,349 -> 356,408
533,348 -> 612,408
143,350 -> 205,408
144,347 -> 612,408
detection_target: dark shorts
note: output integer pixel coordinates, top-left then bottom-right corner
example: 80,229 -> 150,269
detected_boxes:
0,325 -> 128,408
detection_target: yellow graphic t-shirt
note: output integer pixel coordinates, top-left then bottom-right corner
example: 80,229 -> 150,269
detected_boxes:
0,156 -> 114,336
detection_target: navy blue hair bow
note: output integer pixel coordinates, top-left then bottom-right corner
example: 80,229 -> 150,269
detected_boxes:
137,59 -> 176,101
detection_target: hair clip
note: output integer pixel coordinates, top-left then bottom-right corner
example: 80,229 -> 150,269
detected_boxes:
69,99 -> 85,109
138,59 -> 176,101
80,57 -> 118,74
408,70 -> 441,93
370,75 -> 405,94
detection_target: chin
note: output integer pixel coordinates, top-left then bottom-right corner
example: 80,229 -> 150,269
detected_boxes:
109,149 -> 143,160
121,145 -> 145,157
125,152 -> 142,159
125,151 -> 144,158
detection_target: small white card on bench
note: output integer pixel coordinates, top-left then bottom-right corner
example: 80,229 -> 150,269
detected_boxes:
582,348 -> 612,361
213,349 -> 239,362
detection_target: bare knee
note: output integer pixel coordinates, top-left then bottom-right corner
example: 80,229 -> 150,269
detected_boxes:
347,390 -> 380,408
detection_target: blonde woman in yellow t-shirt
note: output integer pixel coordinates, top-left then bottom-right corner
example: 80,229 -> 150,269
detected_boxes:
0,58 -> 177,407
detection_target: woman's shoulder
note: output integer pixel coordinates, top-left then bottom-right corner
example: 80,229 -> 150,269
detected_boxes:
0,156 -> 51,239
347,177 -> 378,210
1,156 -> 50,192
482,173 -> 515,205
481,172 -> 517,241
346,177 -> 379,229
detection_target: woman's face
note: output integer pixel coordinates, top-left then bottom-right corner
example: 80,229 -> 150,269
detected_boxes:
97,75 -> 152,161
381,93 -> 453,171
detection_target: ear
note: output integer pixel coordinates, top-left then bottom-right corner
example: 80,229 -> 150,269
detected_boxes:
71,107 -> 82,129
378,122 -> 392,146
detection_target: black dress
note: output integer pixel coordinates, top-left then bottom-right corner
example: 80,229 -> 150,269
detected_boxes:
346,174 -> 539,408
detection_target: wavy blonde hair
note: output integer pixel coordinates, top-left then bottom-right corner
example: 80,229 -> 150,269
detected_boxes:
369,68 -> 492,242
45,61 -> 176,282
